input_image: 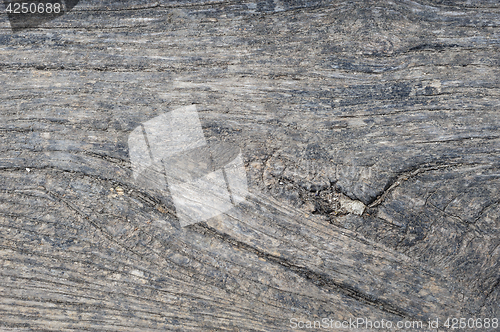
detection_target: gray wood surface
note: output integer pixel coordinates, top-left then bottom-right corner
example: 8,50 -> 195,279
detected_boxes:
0,0 -> 499,330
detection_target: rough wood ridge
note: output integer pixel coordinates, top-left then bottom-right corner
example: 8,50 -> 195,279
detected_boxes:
0,0 -> 499,330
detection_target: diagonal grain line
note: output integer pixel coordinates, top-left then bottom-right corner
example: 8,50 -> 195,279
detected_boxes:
195,223 -> 412,320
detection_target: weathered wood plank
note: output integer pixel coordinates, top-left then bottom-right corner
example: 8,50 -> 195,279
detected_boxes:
0,0 -> 499,330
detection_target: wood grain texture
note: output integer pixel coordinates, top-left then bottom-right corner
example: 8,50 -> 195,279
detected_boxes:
0,0 -> 499,330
